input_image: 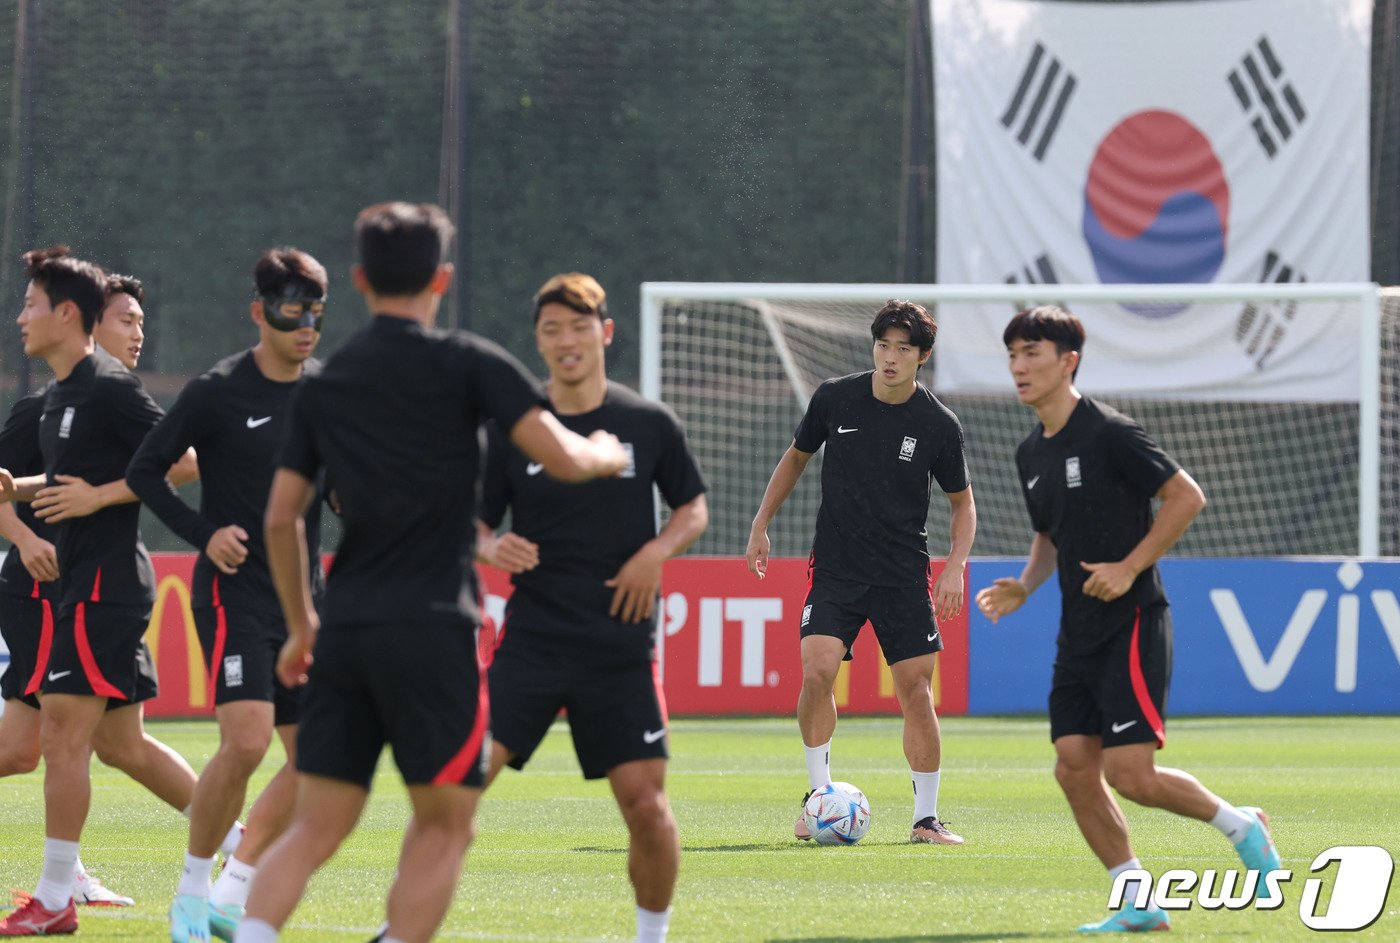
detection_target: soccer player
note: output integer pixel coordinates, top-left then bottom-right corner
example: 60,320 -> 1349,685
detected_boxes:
974,305 -> 1283,933
746,299 -> 976,846
235,203 -> 628,943
126,248 -> 330,943
0,249 -> 217,936
0,270 -> 178,909
475,273 -> 708,943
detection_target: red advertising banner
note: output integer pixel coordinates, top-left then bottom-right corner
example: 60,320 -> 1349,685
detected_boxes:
142,555 -> 968,718
480,557 -> 969,717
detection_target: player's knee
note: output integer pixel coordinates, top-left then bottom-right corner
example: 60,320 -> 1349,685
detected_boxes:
619,788 -> 674,838
0,741 -> 41,776
800,660 -> 839,692
218,734 -> 272,776
1053,756 -> 1098,794
91,734 -> 142,772
1104,765 -> 1156,805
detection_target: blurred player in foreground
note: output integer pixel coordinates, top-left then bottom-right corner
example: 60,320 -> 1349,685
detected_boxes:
236,204 -> 627,943
975,305 -> 1282,933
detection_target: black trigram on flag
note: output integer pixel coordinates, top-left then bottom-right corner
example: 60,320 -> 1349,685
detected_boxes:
1001,43 -> 1077,161
1227,36 -> 1306,159
1235,251 -> 1306,369
1005,254 -> 1061,311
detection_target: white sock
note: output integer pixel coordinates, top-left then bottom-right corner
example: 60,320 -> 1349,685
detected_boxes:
911,769 -> 940,822
220,821 -> 246,857
177,851 -> 216,897
1210,801 -> 1253,844
382,937 -> 407,943
635,904 -> 672,943
210,857 -> 257,909
233,917 -> 278,942
36,838 -> 79,911
1109,858 -> 1149,910
803,741 -> 831,790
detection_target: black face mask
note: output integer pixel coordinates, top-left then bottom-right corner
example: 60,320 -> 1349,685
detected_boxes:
259,289 -> 326,333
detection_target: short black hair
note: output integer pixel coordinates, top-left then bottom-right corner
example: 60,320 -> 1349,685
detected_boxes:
254,247 -> 328,298
99,273 -> 145,324
533,272 -> 607,324
1003,305 -> 1086,378
22,245 -> 106,334
354,202 -> 454,298
870,299 -> 937,354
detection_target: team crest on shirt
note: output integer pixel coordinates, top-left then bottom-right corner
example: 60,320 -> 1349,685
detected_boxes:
58,406 -> 76,439
899,436 -> 917,462
223,655 -> 244,688
1066,456 -> 1082,488
620,442 -> 636,479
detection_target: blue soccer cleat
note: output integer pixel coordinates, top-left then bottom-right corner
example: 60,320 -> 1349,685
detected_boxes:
208,901 -> 243,942
1234,806 -> 1283,900
1077,904 -> 1171,933
169,893 -> 210,943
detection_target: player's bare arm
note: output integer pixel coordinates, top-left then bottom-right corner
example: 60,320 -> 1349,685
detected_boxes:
510,405 -> 628,481
608,493 -> 709,623
932,486 -> 976,620
0,472 -> 44,503
474,518 -> 540,574
746,443 -> 813,580
0,501 -> 58,582
976,531 -> 1057,623
32,448 -> 198,522
1080,469 -> 1206,602
264,467 -> 320,687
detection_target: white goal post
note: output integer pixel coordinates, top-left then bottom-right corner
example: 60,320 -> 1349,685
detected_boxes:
641,282 -> 1390,559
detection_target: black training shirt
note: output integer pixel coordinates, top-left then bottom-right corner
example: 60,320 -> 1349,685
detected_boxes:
1015,396 -> 1180,652
793,371 -> 969,587
39,348 -> 164,607
479,381 -> 707,655
0,386 -> 58,600
277,316 -> 544,627
127,350 -> 325,615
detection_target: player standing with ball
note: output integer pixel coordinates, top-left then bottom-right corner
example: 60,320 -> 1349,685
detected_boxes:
746,299 -> 975,847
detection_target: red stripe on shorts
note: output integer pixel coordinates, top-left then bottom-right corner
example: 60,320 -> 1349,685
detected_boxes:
90,567 -> 102,603
652,660 -> 669,726
73,602 -> 126,700
208,577 -> 227,699
1128,608 -> 1165,748
24,599 -> 55,696
431,646 -> 491,786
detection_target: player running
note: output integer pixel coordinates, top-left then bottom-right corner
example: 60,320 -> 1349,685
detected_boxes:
975,305 -> 1283,933
127,248 -> 329,943
746,300 -> 976,847
476,272 -> 708,943
234,203 -> 628,943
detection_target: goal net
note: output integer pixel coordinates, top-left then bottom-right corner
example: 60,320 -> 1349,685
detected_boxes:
642,283 -> 1394,560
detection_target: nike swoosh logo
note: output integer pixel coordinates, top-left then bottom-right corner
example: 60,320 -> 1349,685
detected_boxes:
526,462 -> 544,476
48,669 -> 72,682
1027,475 -> 1040,489
836,426 -> 858,434
927,633 -> 937,642
1110,720 -> 1138,734
642,728 -> 666,744
246,416 -> 273,428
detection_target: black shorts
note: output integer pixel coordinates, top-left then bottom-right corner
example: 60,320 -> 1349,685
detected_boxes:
195,605 -> 302,726
489,630 -> 669,780
37,600 -> 158,704
296,619 -> 488,790
801,571 -> 944,665
0,593 -> 52,708
1050,605 -> 1172,749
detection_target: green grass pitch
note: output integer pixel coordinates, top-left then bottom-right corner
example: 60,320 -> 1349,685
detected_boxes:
1,716 -> 1396,941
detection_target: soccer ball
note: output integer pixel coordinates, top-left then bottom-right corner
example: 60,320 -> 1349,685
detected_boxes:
802,782 -> 872,845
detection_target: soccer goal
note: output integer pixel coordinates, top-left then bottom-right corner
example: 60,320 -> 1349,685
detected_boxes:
640,282 -> 1396,560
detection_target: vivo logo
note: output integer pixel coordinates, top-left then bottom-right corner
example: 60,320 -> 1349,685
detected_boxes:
1210,562 -> 1400,692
